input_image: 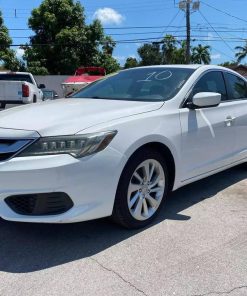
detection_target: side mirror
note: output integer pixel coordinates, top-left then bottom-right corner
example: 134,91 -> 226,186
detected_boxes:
38,84 -> 46,89
189,92 -> 221,109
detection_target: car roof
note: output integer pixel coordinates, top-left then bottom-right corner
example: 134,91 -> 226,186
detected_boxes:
135,64 -> 202,69
123,65 -> 233,70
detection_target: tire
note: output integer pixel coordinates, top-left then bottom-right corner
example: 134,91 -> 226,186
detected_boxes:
112,148 -> 169,229
0,103 -> 6,109
33,95 -> 37,103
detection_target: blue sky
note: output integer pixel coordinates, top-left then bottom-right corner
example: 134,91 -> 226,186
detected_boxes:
0,0 -> 246,66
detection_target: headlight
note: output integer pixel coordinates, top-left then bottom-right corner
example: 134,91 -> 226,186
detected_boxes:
17,131 -> 117,158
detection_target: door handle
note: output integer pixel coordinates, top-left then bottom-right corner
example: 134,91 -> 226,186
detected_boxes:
225,116 -> 236,126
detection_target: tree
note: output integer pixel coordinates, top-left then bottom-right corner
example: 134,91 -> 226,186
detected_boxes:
124,57 -> 139,69
138,43 -> 162,66
96,35 -> 120,74
102,36 -> 116,56
0,11 -> 24,71
3,50 -> 26,71
191,44 -> 211,64
24,0 -> 119,74
235,42 -> 247,63
138,36 -> 188,66
137,35 -> 213,66
219,61 -> 238,67
172,41 -> 186,64
161,35 -> 178,64
95,53 -> 120,74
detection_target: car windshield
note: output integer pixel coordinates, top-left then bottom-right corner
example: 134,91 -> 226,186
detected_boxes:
72,67 -> 194,102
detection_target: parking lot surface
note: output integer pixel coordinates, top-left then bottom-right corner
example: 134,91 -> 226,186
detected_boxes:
0,166 -> 247,296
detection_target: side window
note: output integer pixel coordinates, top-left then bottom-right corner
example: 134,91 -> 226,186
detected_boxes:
225,73 -> 247,100
192,71 -> 227,101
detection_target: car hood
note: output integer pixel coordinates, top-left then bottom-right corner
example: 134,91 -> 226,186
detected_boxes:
0,98 -> 163,137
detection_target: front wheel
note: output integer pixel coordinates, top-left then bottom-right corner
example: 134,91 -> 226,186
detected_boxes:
112,148 -> 169,229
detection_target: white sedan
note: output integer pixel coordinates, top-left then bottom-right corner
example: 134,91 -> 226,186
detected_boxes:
0,65 -> 246,228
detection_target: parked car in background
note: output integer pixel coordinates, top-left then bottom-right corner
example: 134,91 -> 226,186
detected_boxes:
61,66 -> 106,97
42,89 -> 59,100
0,65 -> 246,229
0,72 -> 45,109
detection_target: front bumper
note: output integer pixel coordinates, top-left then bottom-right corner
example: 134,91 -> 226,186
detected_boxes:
0,147 -> 125,223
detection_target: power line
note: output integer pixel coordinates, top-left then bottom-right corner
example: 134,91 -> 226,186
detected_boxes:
9,37 -> 246,47
200,1 -> 247,24
9,36 -> 247,41
199,39 -> 235,60
6,25 -> 247,31
157,10 -> 181,39
198,10 -> 235,54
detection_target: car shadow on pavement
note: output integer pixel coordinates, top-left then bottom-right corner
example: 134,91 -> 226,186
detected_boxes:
0,165 -> 247,273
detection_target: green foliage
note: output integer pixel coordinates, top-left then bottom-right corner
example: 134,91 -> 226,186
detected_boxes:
3,49 -> 26,71
102,36 -> 116,56
26,61 -> 49,75
93,52 -> 120,74
138,43 -> 162,66
137,35 -> 212,66
124,57 -> 139,69
235,42 -> 247,63
218,61 -> 238,67
24,0 -> 119,74
191,44 -> 211,64
0,11 -> 24,71
161,35 -> 178,64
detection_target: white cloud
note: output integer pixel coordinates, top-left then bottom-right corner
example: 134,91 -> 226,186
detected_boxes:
93,8 -> 125,25
211,53 -> 221,60
16,48 -> 25,60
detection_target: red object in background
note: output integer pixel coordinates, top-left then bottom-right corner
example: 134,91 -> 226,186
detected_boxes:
62,67 -> 106,96
75,67 -> 106,76
64,67 -> 106,84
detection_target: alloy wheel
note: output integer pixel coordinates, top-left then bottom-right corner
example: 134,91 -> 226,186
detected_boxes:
127,159 -> 165,221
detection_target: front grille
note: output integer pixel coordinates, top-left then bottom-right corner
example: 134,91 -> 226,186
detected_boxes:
5,192 -> 74,216
0,138 -> 33,161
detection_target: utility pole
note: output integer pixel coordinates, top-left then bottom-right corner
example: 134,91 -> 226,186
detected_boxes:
179,0 -> 200,64
185,0 -> 191,64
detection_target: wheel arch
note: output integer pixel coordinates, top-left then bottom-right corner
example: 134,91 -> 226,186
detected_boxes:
119,137 -> 177,192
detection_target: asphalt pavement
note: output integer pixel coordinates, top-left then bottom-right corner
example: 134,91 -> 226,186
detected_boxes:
1,166 -> 247,296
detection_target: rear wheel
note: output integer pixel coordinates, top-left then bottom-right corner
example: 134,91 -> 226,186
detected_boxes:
112,148 -> 169,229
33,95 -> 37,103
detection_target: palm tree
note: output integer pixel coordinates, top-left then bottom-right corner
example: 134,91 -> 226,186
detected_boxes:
235,42 -> 247,63
161,35 -> 178,64
191,44 -> 211,64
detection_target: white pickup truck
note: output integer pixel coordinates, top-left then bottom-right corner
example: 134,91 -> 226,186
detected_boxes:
0,72 -> 45,109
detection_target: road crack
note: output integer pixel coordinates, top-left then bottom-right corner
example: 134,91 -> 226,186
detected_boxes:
191,284 -> 247,296
90,257 -> 148,296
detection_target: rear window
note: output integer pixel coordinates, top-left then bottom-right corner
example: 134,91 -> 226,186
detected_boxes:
0,74 -> 33,84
